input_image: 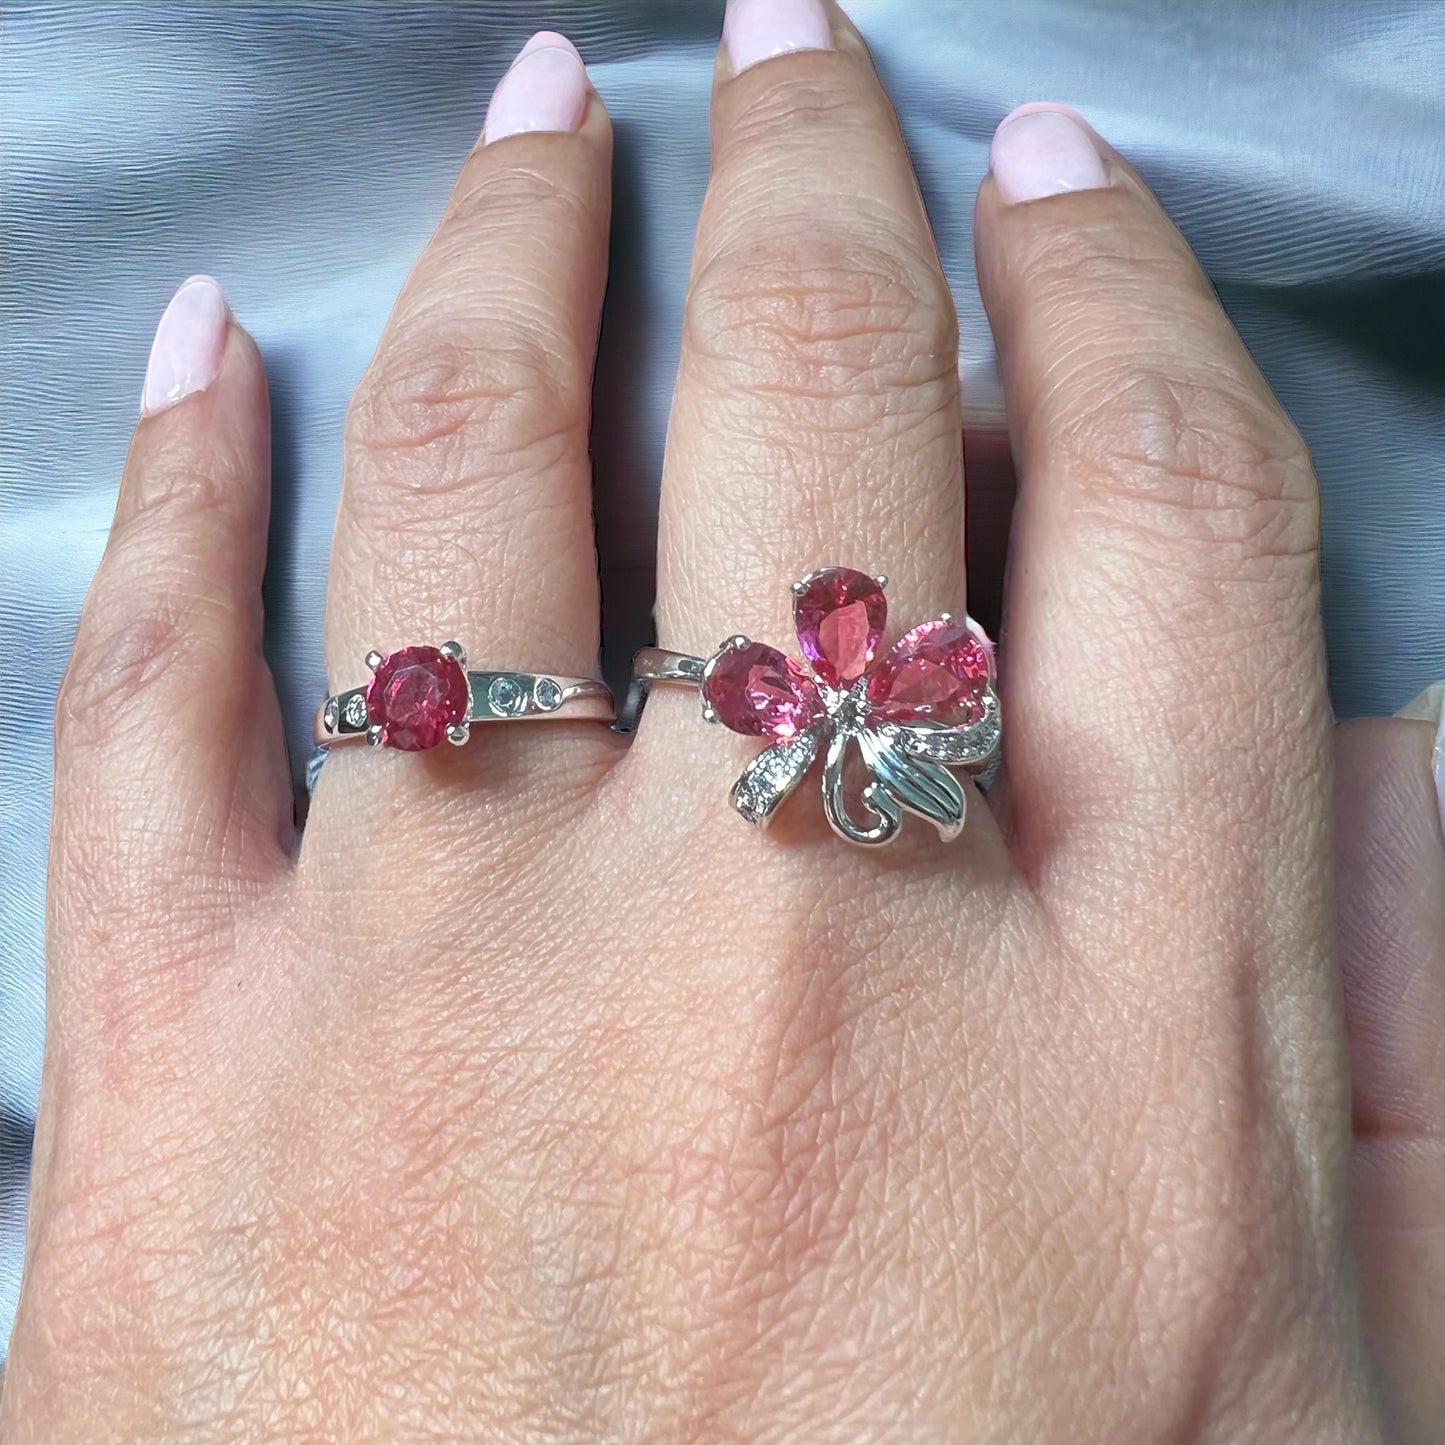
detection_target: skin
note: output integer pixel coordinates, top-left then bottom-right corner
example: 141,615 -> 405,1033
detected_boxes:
4,9 -> 1442,1442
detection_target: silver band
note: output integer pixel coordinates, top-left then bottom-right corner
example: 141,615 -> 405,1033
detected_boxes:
315,665 -> 613,749
615,647 -> 704,733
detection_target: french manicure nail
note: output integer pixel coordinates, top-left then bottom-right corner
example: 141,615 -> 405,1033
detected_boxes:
141,275 -> 229,416
483,31 -> 590,144
990,104 -> 1109,205
724,0 -> 832,74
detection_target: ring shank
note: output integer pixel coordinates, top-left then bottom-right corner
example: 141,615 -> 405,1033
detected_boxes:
614,649 -> 705,733
314,672 -> 614,748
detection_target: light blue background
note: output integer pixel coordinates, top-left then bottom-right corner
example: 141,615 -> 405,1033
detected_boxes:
3,1 -> 1443,1353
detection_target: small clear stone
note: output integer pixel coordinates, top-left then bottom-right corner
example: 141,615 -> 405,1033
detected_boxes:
343,693 -> 368,729
488,675 -> 527,715
730,729 -> 821,825
532,677 -> 563,711
895,696 -> 1001,766
324,698 -> 339,732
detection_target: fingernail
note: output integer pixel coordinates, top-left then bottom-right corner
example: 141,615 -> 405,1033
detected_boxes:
990,104 -> 1109,205
724,0 -> 832,74
483,31 -> 590,144
141,275 -> 229,416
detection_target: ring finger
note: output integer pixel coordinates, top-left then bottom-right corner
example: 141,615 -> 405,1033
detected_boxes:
315,33 -> 613,819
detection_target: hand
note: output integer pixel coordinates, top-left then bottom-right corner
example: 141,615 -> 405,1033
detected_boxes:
5,6 -> 1441,1440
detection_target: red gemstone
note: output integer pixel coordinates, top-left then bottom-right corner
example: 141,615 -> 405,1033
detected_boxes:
868,619 -> 991,725
703,642 -> 823,739
365,645 -> 469,751
793,567 -> 888,688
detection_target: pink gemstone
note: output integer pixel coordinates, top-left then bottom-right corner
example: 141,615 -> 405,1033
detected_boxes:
868,619 -> 992,725
703,642 -> 824,739
792,567 -> 888,688
365,645 -> 469,751
964,615 -> 997,683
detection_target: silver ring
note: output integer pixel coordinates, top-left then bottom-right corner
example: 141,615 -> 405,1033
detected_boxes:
315,641 -> 613,751
622,567 -> 1001,847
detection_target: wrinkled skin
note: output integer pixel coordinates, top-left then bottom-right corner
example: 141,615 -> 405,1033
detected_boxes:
5,7 -> 1443,1442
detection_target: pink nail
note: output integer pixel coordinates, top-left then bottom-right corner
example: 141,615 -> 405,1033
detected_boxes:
990,104 -> 1109,205
483,31 -> 590,144
140,275 -> 228,416
724,0 -> 832,74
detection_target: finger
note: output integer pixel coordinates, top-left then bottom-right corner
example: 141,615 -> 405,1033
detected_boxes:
53,278 -> 288,962
1336,711 -> 1445,1440
656,0 -> 966,662
325,32 -> 610,712
974,105 -> 1329,882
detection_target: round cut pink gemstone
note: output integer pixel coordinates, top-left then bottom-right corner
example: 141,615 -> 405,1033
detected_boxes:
868,620 -> 991,725
365,645 -> 469,751
792,566 -> 888,688
703,642 -> 823,739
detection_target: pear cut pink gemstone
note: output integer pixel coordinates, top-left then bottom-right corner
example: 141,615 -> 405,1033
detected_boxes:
704,642 -> 823,739
365,645 -> 469,751
868,619 -> 991,726
793,566 -> 887,688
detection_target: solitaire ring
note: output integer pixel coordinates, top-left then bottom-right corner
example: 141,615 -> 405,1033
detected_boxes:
315,642 -> 614,751
620,567 -> 1000,847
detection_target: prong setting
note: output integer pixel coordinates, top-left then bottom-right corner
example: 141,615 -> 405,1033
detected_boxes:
365,650 -> 384,672
446,723 -> 469,746
366,724 -> 385,748
678,566 -> 999,844
439,640 -> 465,665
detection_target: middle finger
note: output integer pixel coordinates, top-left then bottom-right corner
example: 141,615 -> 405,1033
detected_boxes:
656,0 -> 967,661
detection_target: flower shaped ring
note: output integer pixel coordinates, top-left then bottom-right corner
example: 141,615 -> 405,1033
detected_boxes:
626,567 -> 1001,846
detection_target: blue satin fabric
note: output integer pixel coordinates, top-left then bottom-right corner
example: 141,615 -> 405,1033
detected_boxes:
2,1 -> 1442,1350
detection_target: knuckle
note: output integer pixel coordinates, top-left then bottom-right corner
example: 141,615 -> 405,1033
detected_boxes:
57,603 -> 185,750
725,74 -> 883,149
124,445 -> 248,524
345,328 -> 579,496
1056,362 -> 1318,565
57,585 -> 238,751
685,231 -> 957,402
344,327 -> 581,523
443,153 -> 596,246
1020,210 -> 1204,303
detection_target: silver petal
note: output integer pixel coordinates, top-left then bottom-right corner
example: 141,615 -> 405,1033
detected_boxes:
857,729 -> 966,841
730,727 -> 822,828
821,730 -> 901,846
889,689 -> 1001,770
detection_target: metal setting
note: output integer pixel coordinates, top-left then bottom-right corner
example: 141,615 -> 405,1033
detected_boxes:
314,641 -> 614,751
624,573 -> 1002,847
